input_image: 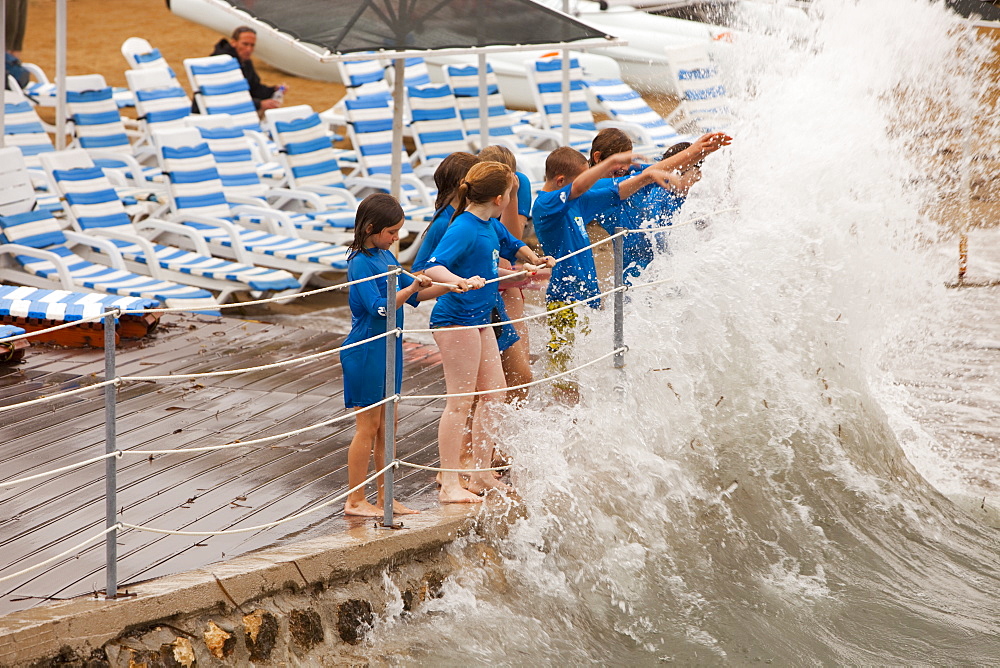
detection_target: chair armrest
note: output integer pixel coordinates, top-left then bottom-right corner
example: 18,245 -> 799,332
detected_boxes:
86,149 -> 150,187
229,204 -> 299,237
83,227 -> 168,279
0,244 -> 75,289
169,213 -> 254,264
264,187 -> 324,211
293,185 -> 359,209
133,218 -> 212,256
63,230 -> 126,270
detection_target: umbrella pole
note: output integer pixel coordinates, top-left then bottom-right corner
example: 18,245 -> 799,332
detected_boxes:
478,53 -> 489,149
391,57 -> 405,203
55,0 -> 67,150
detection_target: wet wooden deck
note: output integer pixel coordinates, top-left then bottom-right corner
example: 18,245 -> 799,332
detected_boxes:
0,314 -> 447,618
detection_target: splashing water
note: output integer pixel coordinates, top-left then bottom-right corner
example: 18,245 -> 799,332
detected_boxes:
357,0 -> 1000,662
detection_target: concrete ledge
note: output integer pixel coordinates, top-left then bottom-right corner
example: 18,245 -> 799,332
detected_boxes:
0,505 -> 479,666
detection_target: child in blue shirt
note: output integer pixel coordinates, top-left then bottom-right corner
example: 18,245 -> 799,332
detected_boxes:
341,193 -> 458,517
531,146 -> 678,393
423,161 -> 554,504
411,152 -> 479,272
588,129 -> 728,284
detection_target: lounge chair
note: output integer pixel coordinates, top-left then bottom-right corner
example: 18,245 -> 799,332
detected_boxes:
65,74 -> 161,186
0,147 -> 219,310
16,61 -> 134,109
39,149 -> 302,301
121,37 -> 177,79
184,54 -> 265,133
151,127 -> 352,283
406,83 -> 473,174
525,55 -> 599,151
0,323 -> 29,362
125,67 -> 193,159
184,115 -> 357,245
342,95 -> 436,259
664,44 -> 733,134
0,284 -> 166,347
586,77 -> 689,150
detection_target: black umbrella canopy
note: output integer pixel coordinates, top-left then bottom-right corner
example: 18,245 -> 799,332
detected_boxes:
220,0 -> 612,54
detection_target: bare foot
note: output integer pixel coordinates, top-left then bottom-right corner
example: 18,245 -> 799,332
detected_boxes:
389,499 -> 420,515
437,472 -> 470,489
466,477 -> 513,496
439,486 -> 485,504
344,499 -> 383,517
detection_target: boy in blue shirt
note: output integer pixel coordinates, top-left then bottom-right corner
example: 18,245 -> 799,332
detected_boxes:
532,132 -> 731,396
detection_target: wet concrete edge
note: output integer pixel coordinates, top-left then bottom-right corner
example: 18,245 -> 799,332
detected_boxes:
0,505 -> 479,666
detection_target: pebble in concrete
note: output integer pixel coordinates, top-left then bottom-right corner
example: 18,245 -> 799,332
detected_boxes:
288,608 -> 324,651
203,620 -> 235,660
337,599 -> 374,645
243,608 -> 279,662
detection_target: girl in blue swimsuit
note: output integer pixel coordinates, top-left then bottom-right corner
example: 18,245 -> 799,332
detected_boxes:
341,193 -> 457,517
423,161 -> 555,504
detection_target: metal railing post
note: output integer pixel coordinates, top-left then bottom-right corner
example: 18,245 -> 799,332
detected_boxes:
613,228 -> 626,374
103,310 -> 118,599
382,267 -> 398,529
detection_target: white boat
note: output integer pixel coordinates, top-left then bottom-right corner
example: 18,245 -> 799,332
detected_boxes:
167,0 -> 726,106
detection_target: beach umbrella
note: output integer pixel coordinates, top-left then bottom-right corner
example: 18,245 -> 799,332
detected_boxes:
168,0 -> 622,199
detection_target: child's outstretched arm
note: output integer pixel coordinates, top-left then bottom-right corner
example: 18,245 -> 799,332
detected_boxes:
656,132 -> 732,172
569,151 -> 637,200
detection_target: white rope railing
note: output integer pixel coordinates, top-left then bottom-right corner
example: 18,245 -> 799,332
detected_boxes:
120,329 -> 396,382
124,396 -> 393,455
0,378 -> 119,413
0,450 -> 122,489
121,462 -> 397,536
0,525 -> 121,585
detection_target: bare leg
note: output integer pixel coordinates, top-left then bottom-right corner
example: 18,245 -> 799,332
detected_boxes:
344,406 -> 385,517
433,327 -> 487,504
500,288 -> 532,405
466,328 -> 512,495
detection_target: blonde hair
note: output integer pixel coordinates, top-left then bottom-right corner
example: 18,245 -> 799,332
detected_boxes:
478,145 -> 517,171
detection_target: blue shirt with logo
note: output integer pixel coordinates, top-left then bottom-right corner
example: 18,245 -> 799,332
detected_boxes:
425,211 -> 525,327
531,182 -> 622,306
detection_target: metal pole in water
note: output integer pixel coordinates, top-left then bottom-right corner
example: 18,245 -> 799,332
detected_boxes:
382,266 -> 398,529
613,228 -> 626,374
103,310 -> 118,599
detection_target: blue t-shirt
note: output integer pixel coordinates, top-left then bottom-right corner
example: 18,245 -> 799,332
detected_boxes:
515,171 -> 532,220
341,248 -> 420,406
532,182 -> 622,306
425,211 -> 525,327
411,204 -> 455,272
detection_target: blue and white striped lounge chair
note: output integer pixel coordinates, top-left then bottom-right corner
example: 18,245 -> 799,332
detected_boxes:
586,78 -> 689,149
386,57 -> 432,89
0,285 -> 160,323
39,149 -> 301,301
443,62 -> 541,146
65,74 -> 161,187
0,285 -> 170,345
152,127 -> 352,283
405,83 -> 472,173
0,147 -> 220,310
0,323 -> 28,362
125,67 -> 193,159
184,116 -> 357,245
342,95 -> 435,208
121,37 -> 177,79
2,86 -> 63,213
664,44 -> 732,134
184,55 -> 264,133
526,56 -> 599,152
17,61 -> 134,109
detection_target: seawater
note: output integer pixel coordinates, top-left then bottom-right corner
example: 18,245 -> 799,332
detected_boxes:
294,0 -> 1000,662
